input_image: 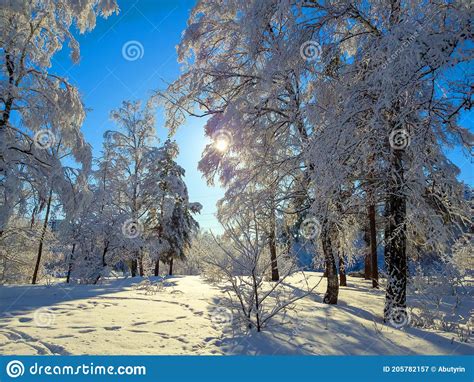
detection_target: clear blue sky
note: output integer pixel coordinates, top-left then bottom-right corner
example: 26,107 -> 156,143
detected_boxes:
52,0 -> 225,232
52,0 -> 473,233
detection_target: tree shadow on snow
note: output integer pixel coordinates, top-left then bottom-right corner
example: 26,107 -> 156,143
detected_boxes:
0,276 -> 176,321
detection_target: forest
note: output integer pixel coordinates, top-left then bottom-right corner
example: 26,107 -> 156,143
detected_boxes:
0,0 -> 472,355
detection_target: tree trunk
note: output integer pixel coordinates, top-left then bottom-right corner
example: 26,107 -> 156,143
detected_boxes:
168,258 -> 174,276
138,255 -> 144,277
32,188 -> 53,284
339,256 -> 347,287
131,259 -> 138,277
94,242 -> 109,284
66,243 -> 75,284
384,203 -> 391,274
368,204 -> 379,288
384,149 -> 407,321
363,227 -> 371,279
102,242 -> 108,267
154,259 -> 160,276
269,217 -> 280,281
322,220 -> 339,304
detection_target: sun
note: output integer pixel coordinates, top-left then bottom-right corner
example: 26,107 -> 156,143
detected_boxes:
214,137 -> 229,153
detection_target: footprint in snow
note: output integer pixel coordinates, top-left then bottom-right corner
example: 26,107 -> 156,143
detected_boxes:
104,326 -> 121,331
78,329 -> 96,334
131,321 -> 149,326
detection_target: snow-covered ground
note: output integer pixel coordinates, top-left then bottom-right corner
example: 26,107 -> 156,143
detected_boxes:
0,273 -> 471,355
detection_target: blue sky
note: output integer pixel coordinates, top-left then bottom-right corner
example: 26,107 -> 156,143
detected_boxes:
52,0 -> 473,232
52,0 -> 225,232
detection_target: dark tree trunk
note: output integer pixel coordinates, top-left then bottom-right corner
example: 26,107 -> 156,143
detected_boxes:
339,256 -> 347,287
368,204 -> 379,288
102,242 -> 108,267
32,188 -> 53,284
66,243 -> 76,284
322,220 -> 339,304
94,242 -> 109,284
384,149 -> 407,321
168,258 -> 174,276
138,256 -> 144,277
269,218 -> 280,281
384,202 -> 391,275
363,228 -> 371,279
154,259 -> 160,276
1,51 -> 14,130
131,259 -> 138,277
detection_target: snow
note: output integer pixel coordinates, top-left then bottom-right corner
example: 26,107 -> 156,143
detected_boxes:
0,273 -> 471,355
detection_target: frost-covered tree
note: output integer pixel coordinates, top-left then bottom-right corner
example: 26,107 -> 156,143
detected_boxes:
161,0 -> 472,319
0,0 -> 118,237
157,0 -> 317,285
103,99 -> 161,276
146,140 -> 202,276
295,0 -> 472,321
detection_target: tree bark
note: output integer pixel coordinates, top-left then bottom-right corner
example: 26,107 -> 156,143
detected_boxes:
131,259 -> 138,277
154,259 -> 160,276
138,255 -> 144,277
94,242 -> 109,284
363,226 -> 371,279
168,258 -> 174,276
339,256 -> 347,287
32,187 -> 53,284
368,204 -> 379,288
269,216 -> 279,281
384,149 -> 407,321
66,243 -> 75,284
322,220 -> 339,304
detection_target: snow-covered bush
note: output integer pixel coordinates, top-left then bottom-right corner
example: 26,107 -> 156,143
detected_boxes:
452,234 -> 473,277
206,213 -> 317,332
409,260 -> 471,342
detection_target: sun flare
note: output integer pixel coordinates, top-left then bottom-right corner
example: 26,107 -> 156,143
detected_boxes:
214,137 -> 229,152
